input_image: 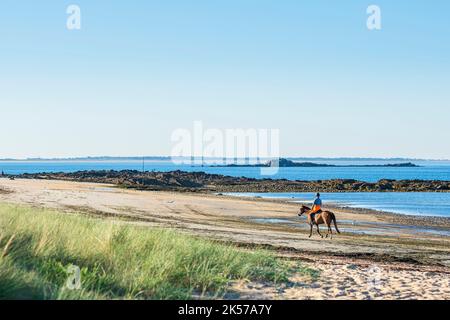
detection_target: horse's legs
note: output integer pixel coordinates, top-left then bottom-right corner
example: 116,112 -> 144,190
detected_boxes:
328,224 -> 333,239
316,224 -> 323,238
309,224 -> 313,238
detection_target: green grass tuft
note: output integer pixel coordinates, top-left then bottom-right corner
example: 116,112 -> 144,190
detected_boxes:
0,203 -> 292,299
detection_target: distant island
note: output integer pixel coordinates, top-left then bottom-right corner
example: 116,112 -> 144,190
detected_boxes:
0,156 -> 446,162
214,158 -> 420,168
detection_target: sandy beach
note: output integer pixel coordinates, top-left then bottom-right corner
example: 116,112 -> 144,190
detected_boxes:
1,178 -> 449,300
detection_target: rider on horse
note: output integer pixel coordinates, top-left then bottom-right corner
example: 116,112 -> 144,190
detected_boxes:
311,193 -> 322,219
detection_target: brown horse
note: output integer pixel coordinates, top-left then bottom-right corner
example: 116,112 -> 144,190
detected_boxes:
298,205 -> 341,239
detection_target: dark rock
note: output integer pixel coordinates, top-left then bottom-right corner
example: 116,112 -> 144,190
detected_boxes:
12,170 -> 449,193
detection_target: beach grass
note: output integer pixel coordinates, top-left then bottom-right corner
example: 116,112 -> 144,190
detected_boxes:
0,203 -> 293,299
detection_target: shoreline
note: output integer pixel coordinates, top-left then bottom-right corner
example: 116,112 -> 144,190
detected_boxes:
6,169 -> 450,193
1,178 -> 449,254
2,176 -> 449,225
1,178 -> 449,299
214,192 -> 450,228
220,193 -> 450,227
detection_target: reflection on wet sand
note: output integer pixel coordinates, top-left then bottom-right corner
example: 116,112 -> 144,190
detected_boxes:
250,217 -> 450,237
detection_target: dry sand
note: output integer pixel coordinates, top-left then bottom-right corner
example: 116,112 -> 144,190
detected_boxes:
1,178 -> 449,300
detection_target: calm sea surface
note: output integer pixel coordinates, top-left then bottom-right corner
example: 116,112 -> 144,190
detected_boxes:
1,160 -> 450,182
224,192 -> 450,218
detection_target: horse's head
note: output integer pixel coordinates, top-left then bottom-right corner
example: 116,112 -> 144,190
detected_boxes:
298,205 -> 310,217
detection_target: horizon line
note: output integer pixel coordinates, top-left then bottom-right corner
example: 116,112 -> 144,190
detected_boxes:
1,156 -> 450,162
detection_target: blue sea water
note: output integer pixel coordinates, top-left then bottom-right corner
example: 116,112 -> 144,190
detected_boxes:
1,160 -> 450,182
1,160 -> 449,217
224,192 -> 450,218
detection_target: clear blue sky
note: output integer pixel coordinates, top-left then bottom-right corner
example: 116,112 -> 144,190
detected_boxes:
1,0 -> 449,159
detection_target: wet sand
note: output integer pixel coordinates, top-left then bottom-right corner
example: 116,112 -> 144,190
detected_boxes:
0,178 -> 449,300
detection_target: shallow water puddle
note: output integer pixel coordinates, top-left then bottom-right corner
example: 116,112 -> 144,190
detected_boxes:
249,217 -> 450,237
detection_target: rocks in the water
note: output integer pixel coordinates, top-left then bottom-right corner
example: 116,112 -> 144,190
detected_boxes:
14,170 -> 450,193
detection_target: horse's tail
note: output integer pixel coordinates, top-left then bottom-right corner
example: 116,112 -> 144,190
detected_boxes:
331,212 -> 341,234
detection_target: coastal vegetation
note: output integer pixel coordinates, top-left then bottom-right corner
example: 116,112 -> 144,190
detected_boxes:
0,204 -> 293,299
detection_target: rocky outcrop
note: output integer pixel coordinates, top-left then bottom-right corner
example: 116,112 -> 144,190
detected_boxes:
14,170 -> 450,193
216,158 -> 419,168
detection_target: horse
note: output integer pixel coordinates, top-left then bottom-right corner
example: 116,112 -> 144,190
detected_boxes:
298,205 -> 341,239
